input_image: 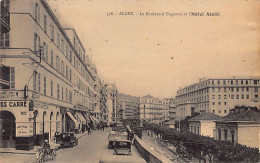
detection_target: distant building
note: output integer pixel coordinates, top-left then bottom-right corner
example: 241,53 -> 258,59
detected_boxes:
215,106 -> 260,149
105,83 -> 118,125
175,78 -> 260,121
188,112 -> 221,137
117,94 -> 139,120
139,94 -> 170,124
169,98 -> 176,120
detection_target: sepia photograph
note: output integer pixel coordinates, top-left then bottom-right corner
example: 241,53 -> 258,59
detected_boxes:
0,0 -> 259,162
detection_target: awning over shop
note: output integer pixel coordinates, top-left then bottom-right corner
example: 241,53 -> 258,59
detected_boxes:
67,112 -> 79,129
77,113 -> 87,124
89,116 -> 99,124
82,114 -> 90,123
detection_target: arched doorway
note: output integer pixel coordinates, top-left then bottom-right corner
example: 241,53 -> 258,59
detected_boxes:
43,111 -> 48,142
49,112 -> 53,142
0,111 -> 16,148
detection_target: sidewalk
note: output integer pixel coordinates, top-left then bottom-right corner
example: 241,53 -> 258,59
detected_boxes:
142,131 -> 200,163
0,131 -> 89,155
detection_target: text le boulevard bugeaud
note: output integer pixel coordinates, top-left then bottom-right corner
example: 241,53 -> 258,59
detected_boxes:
107,11 -> 220,17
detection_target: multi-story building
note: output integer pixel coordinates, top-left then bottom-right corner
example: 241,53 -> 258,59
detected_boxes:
169,98 -> 176,120
175,77 -> 260,121
0,0 -> 98,150
139,94 -> 170,124
105,83 -> 118,125
117,94 -> 139,120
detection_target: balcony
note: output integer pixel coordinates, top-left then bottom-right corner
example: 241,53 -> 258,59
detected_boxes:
0,4 -> 10,33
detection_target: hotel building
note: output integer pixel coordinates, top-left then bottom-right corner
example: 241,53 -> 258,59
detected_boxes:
175,78 -> 260,120
139,94 -> 170,124
0,0 -> 99,150
117,94 -> 140,120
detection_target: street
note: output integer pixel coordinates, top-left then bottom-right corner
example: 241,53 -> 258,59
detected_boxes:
0,128 -> 146,163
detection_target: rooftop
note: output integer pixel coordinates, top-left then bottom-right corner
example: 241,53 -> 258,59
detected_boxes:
188,112 -> 222,121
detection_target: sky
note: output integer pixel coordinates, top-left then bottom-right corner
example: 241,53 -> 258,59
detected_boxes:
47,0 -> 259,98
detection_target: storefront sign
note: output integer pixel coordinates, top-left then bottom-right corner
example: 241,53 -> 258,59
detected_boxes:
34,102 -> 48,109
16,124 -> 30,136
0,91 -> 19,98
32,93 -> 40,99
0,101 -> 27,108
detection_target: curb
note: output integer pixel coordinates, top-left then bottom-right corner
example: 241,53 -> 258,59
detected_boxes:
0,132 -> 89,155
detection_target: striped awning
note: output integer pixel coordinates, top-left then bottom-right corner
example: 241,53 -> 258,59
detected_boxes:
67,112 -> 79,129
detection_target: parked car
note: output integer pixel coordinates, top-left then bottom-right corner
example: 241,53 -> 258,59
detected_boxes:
108,131 -> 128,149
113,138 -> 132,156
59,132 -> 78,147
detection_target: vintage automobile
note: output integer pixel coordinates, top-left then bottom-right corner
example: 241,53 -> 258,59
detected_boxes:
59,132 -> 78,147
108,131 -> 128,149
113,138 -> 132,156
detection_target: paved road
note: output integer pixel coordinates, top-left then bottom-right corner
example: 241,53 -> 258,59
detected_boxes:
0,128 -> 146,163
52,128 -> 145,163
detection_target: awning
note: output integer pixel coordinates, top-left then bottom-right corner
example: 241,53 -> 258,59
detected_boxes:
78,113 -> 87,124
82,114 -> 90,123
89,116 -> 95,123
67,112 -> 79,129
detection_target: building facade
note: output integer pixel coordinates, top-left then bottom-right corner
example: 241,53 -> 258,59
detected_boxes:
139,95 -> 170,124
105,83 -> 118,125
0,0 -> 98,150
117,93 -> 139,120
175,78 -> 260,120
215,106 -> 260,149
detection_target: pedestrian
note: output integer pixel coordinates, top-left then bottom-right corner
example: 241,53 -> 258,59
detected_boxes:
205,154 -> 210,163
102,124 -> 104,131
176,153 -> 180,163
209,153 -> 214,163
87,124 -> 91,135
199,151 -> 204,163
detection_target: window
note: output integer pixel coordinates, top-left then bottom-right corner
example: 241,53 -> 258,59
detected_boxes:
241,94 -> 244,99
224,88 -> 227,92
51,24 -> 54,40
218,95 -> 221,99
218,102 -> 221,105
224,102 -> 227,105
43,76 -> 46,95
44,15 -> 47,32
255,87 -> 258,92
65,88 -> 68,102
231,88 -> 234,92
246,94 -> 249,99
241,80 -> 243,84
45,44 -> 48,62
66,46 -> 68,58
69,91 -> 72,103
61,87 -> 64,101
33,71 -> 37,92
69,69 -> 72,81
246,80 -> 248,84
218,88 -> 221,92
255,94 -> 259,99
212,88 -> 215,92
224,110 -> 227,113
213,110 -> 215,113
61,61 -> 64,75
254,80 -> 258,84
231,80 -> 233,85
57,84 -> 60,99
231,95 -> 234,99
50,50 -> 53,66
35,3 -> 40,22
61,39 -> 64,53
236,80 -> 238,85
241,88 -> 244,92
236,87 -> 239,92
246,88 -> 249,92
223,80 -> 226,85
37,73 -> 41,93
212,80 -> 214,85
1,66 -> 15,89
217,80 -> 220,85
66,66 -> 68,79
219,110 -> 221,113
51,80 -> 53,97
224,95 -> 227,99
231,131 -> 235,143
212,95 -> 215,99
70,51 -> 72,62
236,95 -> 239,99
57,32 -> 60,49
218,129 -> 221,141
212,102 -> 215,105
0,33 -> 9,47
224,130 -> 228,141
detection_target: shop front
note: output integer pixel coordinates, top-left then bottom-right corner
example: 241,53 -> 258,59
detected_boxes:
0,100 -> 34,150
